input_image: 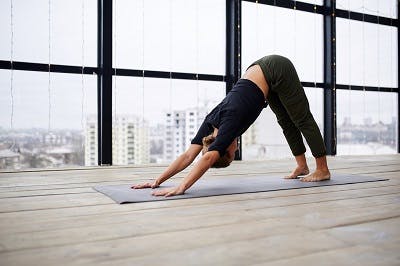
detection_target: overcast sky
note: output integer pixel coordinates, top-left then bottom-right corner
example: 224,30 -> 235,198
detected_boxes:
0,0 -> 398,130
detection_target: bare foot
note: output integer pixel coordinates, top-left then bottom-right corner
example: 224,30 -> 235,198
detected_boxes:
300,169 -> 331,182
284,166 -> 310,179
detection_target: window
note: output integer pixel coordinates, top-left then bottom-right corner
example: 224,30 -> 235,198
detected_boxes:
337,18 -> 398,88
114,0 -> 225,74
0,0 -> 97,65
242,2 -> 323,83
242,87 -> 324,160
113,77 -> 225,164
0,70 -> 97,169
242,2 -> 325,160
336,0 -> 397,19
337,90 -> 398,155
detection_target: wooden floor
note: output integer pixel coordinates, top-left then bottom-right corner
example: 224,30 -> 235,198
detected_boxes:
0,155 -> 399,266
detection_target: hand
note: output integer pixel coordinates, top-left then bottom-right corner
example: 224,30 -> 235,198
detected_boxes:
131,180 -> 159,189
152,186 -> 185,197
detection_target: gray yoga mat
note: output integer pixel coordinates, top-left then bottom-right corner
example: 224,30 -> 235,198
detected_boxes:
93,174 -> 388,204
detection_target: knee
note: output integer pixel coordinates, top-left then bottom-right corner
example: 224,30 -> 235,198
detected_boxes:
277,117 -> 296,131
293,112 -> 314,129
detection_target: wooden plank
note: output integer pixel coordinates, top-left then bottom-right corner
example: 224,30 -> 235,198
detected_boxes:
0,171 -> 397,199
0,174 -> 396,213
1,185 -> 398,233
255,244 -> 400,266
0,222 -> 348,266
0,193 -> 114,213
0,154 -> 398,266
325,217 -> 400,246
0,180 -> 396,243
0,155 -> 398,187
0,190 -> 398,252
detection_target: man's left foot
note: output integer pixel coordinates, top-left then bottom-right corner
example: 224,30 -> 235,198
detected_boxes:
300,169 -> 331,182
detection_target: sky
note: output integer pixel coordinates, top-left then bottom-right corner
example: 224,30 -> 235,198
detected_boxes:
0,0 -> 398,131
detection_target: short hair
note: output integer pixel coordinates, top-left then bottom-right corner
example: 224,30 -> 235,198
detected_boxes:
202,134 -> 232,168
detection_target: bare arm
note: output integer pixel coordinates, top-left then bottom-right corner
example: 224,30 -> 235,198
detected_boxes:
132,144 -> 202,189
152,151 -> 220,197
155,144 -> 203,186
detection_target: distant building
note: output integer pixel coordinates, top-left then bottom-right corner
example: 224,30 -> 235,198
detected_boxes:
149,124 -> 165,164
0,150 -> 20,170
85,117 -> 98,166
164,109 -> 206,162
85,115 -> 150,166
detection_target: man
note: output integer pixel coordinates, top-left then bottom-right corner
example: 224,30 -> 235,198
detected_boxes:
133,55 -> 331,197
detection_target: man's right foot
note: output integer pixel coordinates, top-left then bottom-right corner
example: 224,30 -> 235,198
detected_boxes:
284,166 -> 310,179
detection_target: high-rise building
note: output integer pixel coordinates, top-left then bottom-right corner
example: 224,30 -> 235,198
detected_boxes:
164,109 -> 206,162
149,124 -> 165,164
85,115 -> 150,166
85,116 -> 98,166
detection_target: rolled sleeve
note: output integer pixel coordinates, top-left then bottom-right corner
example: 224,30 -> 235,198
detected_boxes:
207,118 -> 238,157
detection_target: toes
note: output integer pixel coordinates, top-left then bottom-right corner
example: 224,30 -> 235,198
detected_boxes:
300,176 -> 316,182
284,175 -> 295,179
301,174 -> 330,182
284,174 -> 299,179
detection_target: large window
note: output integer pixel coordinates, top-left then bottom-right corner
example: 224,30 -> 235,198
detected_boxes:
337,90 -> 398,155
0,0 -> 97,170
242,2 -> 324,159
0,70 -> 97,169
112,77 -> 225,165
336,0 -> 397,19
113,0 -> 225,74
0,0 -> 398,170
111,0 -> 226,165
0,0 -> 97,65
336,14 -> 398,155
336,19 -> 398,88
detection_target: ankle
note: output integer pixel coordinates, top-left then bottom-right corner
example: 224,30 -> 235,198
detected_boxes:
316,167 -> 329,172
297,164 -> 308,169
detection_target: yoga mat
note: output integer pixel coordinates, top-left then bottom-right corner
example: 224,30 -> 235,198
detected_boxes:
93,174 -> 388,204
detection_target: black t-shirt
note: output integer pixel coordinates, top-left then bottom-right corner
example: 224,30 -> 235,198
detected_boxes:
191,79 -> 267,157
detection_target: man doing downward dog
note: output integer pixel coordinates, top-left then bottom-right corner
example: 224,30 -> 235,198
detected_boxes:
133,55 -> 331,197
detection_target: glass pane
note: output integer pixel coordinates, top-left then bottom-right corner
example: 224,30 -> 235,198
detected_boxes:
0,0 -> 11,60
114,0 -> 225,74
51,0 -> 97,66
113,77 -> 225,165
337,18 -> 398,88
337,90 -> 398,155
242,87 -> 324,160
336,0 -> 397,19
0,70 -> 97,170
9,0 -> 48,63
1,0 -> 96,65
298,0 -> 323,5
242,2 -> 323,83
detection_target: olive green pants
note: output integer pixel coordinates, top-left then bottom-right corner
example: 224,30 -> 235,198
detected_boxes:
249,55 -> 326,158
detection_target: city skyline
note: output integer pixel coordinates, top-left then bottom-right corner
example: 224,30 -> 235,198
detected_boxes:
0,109 -> 397,170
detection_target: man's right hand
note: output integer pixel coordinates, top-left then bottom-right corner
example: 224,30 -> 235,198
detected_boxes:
131,181 -> 159,189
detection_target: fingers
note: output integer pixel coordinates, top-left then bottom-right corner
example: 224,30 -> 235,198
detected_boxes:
152,188 -> 183,197
151,189 -> 168,196
165,191 -> 175,197
152,188 -> 177,197
131,182 -> 151,189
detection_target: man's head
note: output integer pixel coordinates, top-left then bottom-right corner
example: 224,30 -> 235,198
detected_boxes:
202,134 -> 238,168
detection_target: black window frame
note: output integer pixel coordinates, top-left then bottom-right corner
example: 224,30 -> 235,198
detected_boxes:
0,0 -> 398,166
